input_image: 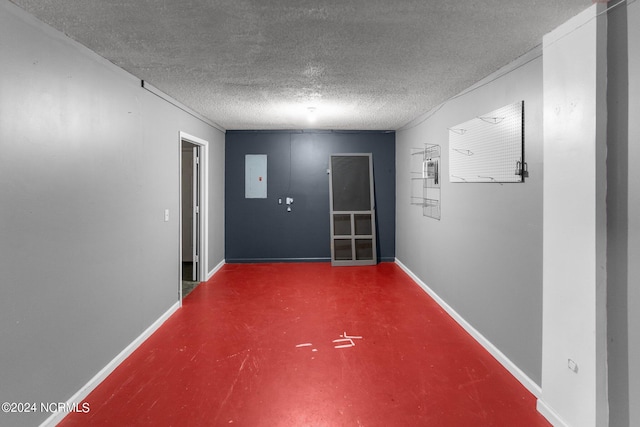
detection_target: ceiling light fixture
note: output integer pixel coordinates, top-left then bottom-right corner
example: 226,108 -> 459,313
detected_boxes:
307,107 -> 317,123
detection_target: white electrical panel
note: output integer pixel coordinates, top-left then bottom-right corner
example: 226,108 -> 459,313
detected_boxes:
245,154 -> 267,199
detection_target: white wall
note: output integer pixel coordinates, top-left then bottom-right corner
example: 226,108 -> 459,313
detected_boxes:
396,45 -> 545,389
539,5 -> 608,427
0,2 -> 224,426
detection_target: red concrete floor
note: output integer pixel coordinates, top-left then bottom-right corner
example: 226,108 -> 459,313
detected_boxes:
59,263 -> 550,426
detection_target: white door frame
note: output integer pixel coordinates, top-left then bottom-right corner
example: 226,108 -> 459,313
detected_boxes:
179,131 -> 209,302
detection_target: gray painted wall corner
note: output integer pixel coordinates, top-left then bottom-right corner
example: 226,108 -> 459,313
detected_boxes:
395,54 -> 544,386
0,3 -> 225,425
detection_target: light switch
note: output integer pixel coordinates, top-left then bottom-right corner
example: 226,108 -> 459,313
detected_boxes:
164,209 -> 170,222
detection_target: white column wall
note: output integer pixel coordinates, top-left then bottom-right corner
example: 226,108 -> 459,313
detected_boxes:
539,4 -> 608,426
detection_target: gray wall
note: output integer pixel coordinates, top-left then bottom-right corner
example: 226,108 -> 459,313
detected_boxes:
607,2 -> 630,425
605,3 -> 640,425
396,53 -> 544,385
0,2 -> 224,426
626,2 -> 640,425
225,130 -> 395,263
397,6 -> 639,419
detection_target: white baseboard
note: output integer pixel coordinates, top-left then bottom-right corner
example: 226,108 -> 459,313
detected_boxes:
39,301 -> 180,427
207,259 -> 225,280
394,258 -> 542,399
537,398 -> 568,426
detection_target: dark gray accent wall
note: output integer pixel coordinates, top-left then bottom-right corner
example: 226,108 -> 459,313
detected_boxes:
225,131 -> 395,263
0,3 -> 225,426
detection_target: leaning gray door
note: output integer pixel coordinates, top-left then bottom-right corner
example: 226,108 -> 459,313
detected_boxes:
329,153 -> 377,266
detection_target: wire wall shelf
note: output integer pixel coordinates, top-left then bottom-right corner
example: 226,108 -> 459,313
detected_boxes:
410,144 -> 441,220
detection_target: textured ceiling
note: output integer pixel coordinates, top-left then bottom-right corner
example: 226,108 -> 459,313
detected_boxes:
11,0 -> 589,130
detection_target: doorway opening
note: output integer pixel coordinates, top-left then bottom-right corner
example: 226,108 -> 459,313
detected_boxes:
180,132 -> 209,301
